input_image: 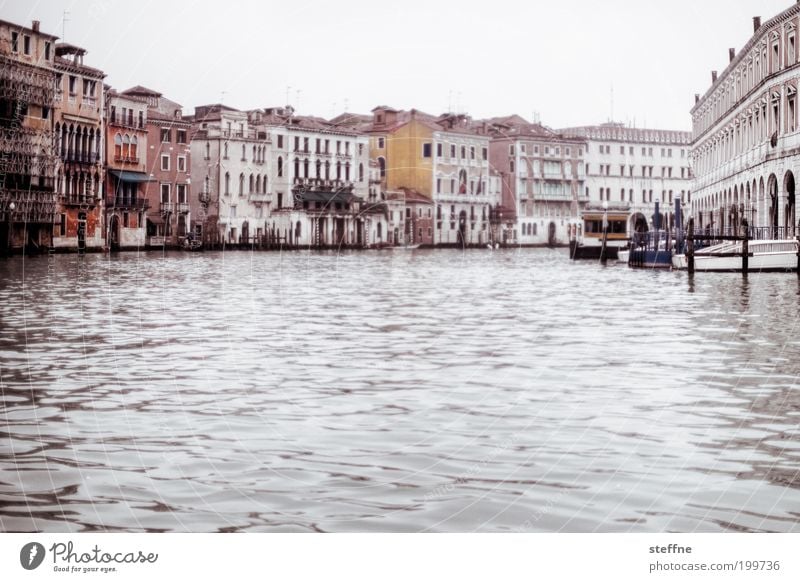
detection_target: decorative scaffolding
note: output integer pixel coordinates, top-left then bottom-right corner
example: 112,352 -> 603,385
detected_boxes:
0,56 -> 58,223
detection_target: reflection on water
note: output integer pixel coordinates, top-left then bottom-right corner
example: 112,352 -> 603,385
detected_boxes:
1,249 -> 799,532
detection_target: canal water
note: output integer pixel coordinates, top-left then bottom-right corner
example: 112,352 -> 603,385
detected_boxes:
1,249 -> 799,532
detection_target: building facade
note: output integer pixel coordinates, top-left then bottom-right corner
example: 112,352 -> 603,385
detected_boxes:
487,115 -> 586,246
0,19 -> 59,254
123,86 -> 191,248
52,42 -> 105,251
190,104 -> 271,247
691,6 -> 800,236
561,123 -> 692,233
369,107 -> 498,247
105,90 -> 150,250
259,106 -> 373,248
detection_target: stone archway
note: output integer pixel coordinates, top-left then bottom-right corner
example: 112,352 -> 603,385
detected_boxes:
785,170 -> 796,235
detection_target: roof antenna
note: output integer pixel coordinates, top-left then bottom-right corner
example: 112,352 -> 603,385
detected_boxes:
61,10 -> 70,41
285,85 -> 292,106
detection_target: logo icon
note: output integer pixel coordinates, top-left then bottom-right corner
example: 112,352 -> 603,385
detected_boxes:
20,542 -> 45,570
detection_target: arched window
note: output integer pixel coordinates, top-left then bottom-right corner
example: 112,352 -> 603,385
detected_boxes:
122,134 -> 131,159
378,157 -> 386,178
277,156 -> 283,177
252,145 -> 256,161
224,172 -> 230,195
223,142 -> 229,158
303,158 -> 309,178
114,133 -> 122,159
295,220 -> 302,239
239,173 -> 244,195
377,222 -> 382,239
130,136 -> 138,159
458,169 -> 467,194
256,175 -> 261,193
294,158 -> 300,178
262,175 -> 268,193
359,163 -> 364,181
325,161 -> 330,180
249,174 -> 254,193
345,162 -> 351,181
336,162 -> 342,180
242,144 -> 246,160
316,160 -> 322,179
205,142 -> 210,159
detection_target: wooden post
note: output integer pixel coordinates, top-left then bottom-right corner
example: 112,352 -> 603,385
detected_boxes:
741,217 -> 749,276
687,217 -> 695,274
600,210 -> 608,263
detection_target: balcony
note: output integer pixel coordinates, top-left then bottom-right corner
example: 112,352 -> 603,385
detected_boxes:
114,155 -> 140,164
108,197 -> 149,210
63,150 -> 100,164
61,194 -> 97,207
175,202 -> 190,214
248,192 -> 272,204
160,202 -> 173,214
292,177 -> 351,190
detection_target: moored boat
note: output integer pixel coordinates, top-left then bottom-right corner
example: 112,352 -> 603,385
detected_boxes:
671,239 -> 798,272
569,203 -> 631,260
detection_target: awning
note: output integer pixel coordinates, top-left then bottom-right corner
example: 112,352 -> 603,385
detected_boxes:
109,170 -> 155,183
147,215 -> 165,226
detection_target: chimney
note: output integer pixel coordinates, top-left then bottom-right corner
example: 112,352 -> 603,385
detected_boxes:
753,16 -> 761,32
729,48 -> 736,62
31,20 -> 40,32
712,70 -> 718,83
695,94 -> 700,104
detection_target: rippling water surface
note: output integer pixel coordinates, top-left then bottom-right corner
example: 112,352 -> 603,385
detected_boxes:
1,249 -> 799,532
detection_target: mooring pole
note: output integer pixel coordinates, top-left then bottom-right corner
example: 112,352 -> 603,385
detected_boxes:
741,217 -> 749,276
687,217 -> 695,274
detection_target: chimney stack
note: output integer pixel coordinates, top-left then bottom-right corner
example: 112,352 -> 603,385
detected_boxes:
753,16 -> 761,32
712,70 -> 718,83
729,48 -> 736,62
695,94 -> 700,104
31,20 -> 40,32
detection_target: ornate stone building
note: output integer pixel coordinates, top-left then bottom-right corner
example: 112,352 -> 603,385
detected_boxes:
0,19 -> 59,254
691,6 -> 800,236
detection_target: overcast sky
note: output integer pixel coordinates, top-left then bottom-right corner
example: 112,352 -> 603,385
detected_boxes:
1,0 -> 793,130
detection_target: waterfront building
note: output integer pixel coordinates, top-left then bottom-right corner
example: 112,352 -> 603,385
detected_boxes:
369,107 -> 497,246
560,123 -> 692,233
122,86 -> 191,248
104,89 -> 150,250
0,19 -> 59,254
691,7 -> 800,235
256,105 -> 373,248
486,115 -> 586,246
189,104 -> 271,246
52,42 -> 105,251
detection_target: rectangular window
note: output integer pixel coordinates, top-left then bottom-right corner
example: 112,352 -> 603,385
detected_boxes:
422,143 -> 432,158
470,146 -> 475,159
436,178 -> 441,194
44,41 -> 50,60
161,184 -> 170,203
482,147 -> 488,161
161,154 -> 170,171
68,76 -> 77,95
378,137 -> 385,149
177,156 -> 186,172
177,184 -> 187,203
177,130 -> 187,144
123,212 -> 130,228
304,137 -> 310,152
138,111 -> 144,128
436,143 -> 443,157
277,135 -> 284,148
161,128 -> 171,143
58,213 -> 66,236
23,35 -> 30,55
11,31 -> 18,52
509,144 -> 515,155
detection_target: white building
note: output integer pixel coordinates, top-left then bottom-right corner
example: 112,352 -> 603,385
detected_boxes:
561,123 -> 692,233
189,104 -> 272,246
691,7 -> 800,236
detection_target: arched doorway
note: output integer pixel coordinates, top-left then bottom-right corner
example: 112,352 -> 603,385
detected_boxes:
631,212 -> 648,233
241,220 -> 250,245
785,171 -> 796,235
548,222 -> 557,246
77,212 -> 86,251
109,215 -> 120,251
768,173 -> 779,237
457,210 -> 467,245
